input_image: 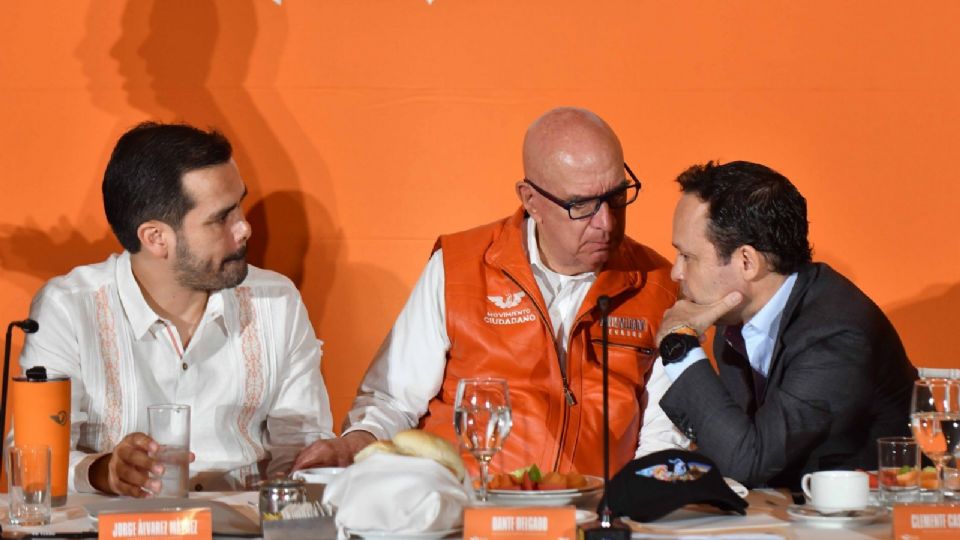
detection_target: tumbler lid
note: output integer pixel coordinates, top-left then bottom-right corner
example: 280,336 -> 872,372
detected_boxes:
13,366 -> 69,382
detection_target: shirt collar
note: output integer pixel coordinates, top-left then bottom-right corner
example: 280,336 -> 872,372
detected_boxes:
525,217 -> 595,284
116,251 -> 226,340
744,272 -> 798,342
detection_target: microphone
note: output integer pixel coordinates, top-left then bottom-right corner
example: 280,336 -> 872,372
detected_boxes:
584,296 -> 630,540
2,319 -> 39,477
13,320 -> 39,334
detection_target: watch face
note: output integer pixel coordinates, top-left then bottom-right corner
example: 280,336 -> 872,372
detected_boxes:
661,335 -> 687,362
660,333 -> 698,363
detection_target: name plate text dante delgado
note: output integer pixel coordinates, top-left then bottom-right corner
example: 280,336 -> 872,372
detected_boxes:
98,507 -> 212,540
464,506 -> 576,540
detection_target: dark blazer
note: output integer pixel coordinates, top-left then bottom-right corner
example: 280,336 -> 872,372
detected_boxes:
660,263 -> 917,489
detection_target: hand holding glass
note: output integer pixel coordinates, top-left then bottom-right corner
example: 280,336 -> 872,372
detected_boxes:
454,378 -> 512,503
910,379 -> 960,501
147,404 -> 191,498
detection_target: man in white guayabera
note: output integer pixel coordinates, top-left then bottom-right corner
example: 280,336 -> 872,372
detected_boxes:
19,122 -> 333,497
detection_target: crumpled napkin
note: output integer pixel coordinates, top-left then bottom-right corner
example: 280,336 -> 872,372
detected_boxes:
322,452 -> 469,536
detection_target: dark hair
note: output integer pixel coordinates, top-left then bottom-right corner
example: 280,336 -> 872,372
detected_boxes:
102,122 -> 232,253
676,160 -> 812,274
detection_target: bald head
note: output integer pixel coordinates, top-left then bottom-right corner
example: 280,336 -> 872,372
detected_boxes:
517,107 -> 629,275
522,107 -> 624,192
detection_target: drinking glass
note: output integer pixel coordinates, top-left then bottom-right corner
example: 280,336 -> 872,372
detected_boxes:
453,378 -> 512,503
910,379 -> 960,501
147,404 -> 191,497
6,445 -> 51,526
877,436 -> 920,505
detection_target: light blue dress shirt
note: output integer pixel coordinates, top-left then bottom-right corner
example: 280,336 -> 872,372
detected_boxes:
663,273 -> 798,382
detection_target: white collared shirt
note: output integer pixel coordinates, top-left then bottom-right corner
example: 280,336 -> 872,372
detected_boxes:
741,273 -> 797,377
526,218 -> 596,371
19,252 -> 333,493
346,217 -> 688,457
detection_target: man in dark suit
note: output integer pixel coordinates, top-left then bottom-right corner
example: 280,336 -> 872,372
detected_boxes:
654,160 -> 917,489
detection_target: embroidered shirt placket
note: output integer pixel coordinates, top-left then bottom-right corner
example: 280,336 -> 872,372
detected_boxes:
161,322 -> 185,359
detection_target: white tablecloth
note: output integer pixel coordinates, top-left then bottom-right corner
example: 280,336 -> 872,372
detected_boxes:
0,489 -> 892,539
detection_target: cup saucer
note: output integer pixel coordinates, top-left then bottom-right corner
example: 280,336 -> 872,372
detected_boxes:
786,504 -> 886,528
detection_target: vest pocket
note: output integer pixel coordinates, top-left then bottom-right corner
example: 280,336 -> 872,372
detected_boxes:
589,339 -> 655,382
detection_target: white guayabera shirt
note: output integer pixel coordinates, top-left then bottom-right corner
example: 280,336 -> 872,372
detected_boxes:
18,251 -> 333,493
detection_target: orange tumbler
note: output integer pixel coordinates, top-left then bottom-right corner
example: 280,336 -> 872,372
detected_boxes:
11,367 -> 70,507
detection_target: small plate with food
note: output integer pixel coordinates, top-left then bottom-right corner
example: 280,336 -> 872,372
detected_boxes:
484,465 -> 603,506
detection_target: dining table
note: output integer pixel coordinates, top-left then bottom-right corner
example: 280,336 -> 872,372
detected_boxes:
0,488 -> 894,539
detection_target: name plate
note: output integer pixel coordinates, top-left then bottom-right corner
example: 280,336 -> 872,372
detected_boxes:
464,506 -> 576,540
98,507 -> 212,540
893,504 -> 960,540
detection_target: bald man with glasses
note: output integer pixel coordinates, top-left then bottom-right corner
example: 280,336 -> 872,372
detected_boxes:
295,107 -> 687,475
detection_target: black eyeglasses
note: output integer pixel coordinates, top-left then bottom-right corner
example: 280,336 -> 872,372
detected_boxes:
523,162 -> 642,220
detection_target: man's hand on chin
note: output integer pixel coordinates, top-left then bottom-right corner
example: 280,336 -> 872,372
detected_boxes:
656,291 -> 743,346
292,430 -> 376,471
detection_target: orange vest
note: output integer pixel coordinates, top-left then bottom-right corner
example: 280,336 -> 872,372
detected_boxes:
419,208 -> 677,476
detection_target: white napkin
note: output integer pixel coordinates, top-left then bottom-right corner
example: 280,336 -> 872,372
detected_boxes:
322,453 -> 469,535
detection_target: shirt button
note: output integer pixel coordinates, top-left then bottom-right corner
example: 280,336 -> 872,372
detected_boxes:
182,362 -> 188,371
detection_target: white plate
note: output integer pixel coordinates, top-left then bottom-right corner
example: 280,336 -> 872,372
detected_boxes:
724,477 -> 749,499
487,475 -> 603,507
347,527 -> 462,540
786,505 -> 886,528
576,509 -> 598,524
293,466 -> 346,484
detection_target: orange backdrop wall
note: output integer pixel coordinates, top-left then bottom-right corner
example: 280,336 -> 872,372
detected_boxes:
1,1 -> 957,431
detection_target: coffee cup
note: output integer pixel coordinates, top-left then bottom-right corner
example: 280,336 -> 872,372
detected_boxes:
801,470 -> 869,513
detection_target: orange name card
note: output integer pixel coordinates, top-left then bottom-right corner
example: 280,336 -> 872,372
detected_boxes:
464,506 -> 576,540
98,507 -> 212,540
893,504 -> 960,540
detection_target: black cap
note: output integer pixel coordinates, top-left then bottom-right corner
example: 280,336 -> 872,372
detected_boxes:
606,449 -> 748,522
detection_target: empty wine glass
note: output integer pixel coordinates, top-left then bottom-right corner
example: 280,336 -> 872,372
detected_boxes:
910,378 -> 960,501
453,378 -> 513,503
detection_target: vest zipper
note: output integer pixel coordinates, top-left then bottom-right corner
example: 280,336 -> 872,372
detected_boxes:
588,339 -> 655,356
501,270 -> 575,470
554,307 -> 608,471
501,270 -> 576,404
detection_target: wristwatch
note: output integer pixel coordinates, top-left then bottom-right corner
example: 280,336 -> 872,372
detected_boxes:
659,332 -> 701,364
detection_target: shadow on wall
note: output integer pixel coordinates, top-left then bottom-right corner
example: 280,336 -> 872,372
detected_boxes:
0,2 -> 327,292
247,190 -> 336,319
818,250 -> 959,368
82,0 -> 336,290
75,0 -> 410,425
885,282 -> 960,368
0,220 -> 119,294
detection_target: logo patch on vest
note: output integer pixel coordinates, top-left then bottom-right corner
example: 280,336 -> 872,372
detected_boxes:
487,291 -> 526,309
609,316 -> 647,337
484,291 -> 536,326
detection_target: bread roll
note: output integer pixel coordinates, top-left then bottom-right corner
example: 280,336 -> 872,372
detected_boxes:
392,429 -> 466,482
354,440 -> 400,463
